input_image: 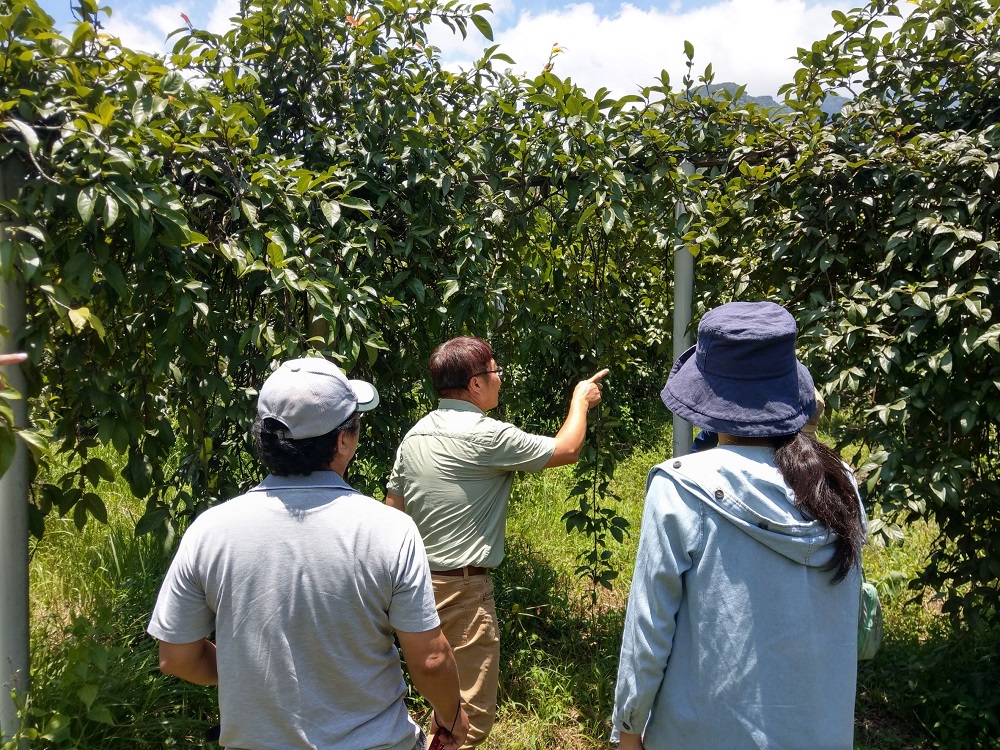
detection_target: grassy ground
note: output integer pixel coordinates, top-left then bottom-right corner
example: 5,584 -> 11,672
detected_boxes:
15,420 -> 1000,749
20,456 -> 218,749
483,434 -> 657,750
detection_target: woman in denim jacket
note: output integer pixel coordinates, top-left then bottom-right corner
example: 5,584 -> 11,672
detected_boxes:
612,301 -> 866,750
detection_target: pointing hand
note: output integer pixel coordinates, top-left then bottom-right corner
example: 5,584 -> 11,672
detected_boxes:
573,368 -> 609,409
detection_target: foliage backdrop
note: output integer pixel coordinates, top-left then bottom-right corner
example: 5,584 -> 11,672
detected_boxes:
2,1 -> 999,742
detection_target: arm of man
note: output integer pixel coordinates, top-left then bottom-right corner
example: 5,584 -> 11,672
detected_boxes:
158,639 -> 219,686
544,368 -> 610,468
385,492 -> 405,511
396,627 -> 469,749
0,352 -> 27,367
0,352 -> 27,391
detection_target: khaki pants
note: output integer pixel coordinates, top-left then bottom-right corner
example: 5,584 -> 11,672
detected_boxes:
431,573 -> 499,749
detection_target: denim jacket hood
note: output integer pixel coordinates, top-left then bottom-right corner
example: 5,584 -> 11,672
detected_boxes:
661,445 -> 838,570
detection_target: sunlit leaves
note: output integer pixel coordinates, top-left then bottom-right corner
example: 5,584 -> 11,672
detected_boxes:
76,187 -> 96,223
320,200 -> 341,227
2,118 -> 39,152
66,307 -> 105,339
470,13 -> 492,41
12,0 -> 995,637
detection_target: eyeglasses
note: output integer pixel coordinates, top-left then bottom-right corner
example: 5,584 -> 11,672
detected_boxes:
470,366 -> 503,380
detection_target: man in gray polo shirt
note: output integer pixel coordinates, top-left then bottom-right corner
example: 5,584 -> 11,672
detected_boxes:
386,337 -> 607,747
149,357 -> 469,750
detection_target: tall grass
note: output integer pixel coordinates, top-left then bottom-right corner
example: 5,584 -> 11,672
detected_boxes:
11,451 -> 217,749
13,421 -> 999,749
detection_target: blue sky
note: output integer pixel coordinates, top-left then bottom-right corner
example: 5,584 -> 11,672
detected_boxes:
35,0 -> 863,97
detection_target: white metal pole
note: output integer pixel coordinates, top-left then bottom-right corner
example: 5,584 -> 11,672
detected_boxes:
0,155 -> 29,745
672,159 -> 695,458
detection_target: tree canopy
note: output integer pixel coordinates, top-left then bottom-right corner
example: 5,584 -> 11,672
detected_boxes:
2,0 -> 999,627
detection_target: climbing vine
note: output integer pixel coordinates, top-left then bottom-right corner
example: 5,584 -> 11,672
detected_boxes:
4,0 -> 999,634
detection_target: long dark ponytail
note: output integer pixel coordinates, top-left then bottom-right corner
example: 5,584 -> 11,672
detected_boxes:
774,432 -> 865,583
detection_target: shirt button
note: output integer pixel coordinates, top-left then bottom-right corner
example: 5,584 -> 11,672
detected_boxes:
715,489 -> 724,499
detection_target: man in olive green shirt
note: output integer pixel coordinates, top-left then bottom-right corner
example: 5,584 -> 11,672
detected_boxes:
386,336 -> 607,748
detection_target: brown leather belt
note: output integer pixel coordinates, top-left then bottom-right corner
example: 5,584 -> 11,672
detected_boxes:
431,566 -> 489,577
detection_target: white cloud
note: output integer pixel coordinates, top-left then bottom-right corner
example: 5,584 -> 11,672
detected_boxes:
145,3 -> 188,38
206,0 -> 241,35
489,0 -> 516,19
102,14 -> 170,55
98,0 -> 239,56
429,0 -> 849,98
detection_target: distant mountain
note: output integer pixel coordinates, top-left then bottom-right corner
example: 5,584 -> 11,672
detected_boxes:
819,93 -> 850,116
697,82 -> 848,116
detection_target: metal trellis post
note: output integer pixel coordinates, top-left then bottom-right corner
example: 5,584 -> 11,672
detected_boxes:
672,158 -> 695,458
0,154 -> 30,745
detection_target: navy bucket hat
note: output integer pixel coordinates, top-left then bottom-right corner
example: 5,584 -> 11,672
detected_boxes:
661,301 -> 816,438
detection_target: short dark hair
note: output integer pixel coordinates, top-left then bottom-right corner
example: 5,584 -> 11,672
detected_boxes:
429,336 -> 494,397
251,412 -> 360,476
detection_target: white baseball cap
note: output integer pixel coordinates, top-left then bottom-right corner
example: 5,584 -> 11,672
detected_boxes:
257,357 -> 379,439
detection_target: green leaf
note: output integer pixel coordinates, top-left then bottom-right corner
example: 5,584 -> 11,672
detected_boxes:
160,71 -> 184,96
0,425 -> 15,477
3,118 -> 39,153
134,505 -> 170,537
77,187 -> 97,223
18,241 -> 41,280
134,214 -> 154,251
602,207 -> 615,234
132,96 -> 151,126
575,202 -> 597,233
84,492 -> 108,524
73,501 -> 88,530
68,307 -> 90,332
87,704 -> 115,725
241,200 -> 259,226
69,307 -> 105,338
102,261 -> 128,297
28,503 -> 46,539
41,713 -> 71,743
78,683 -> 99,710
125,450 -> 153,498
338,196 -> 373,213
321,200 -> 341,227
16,427 -> 49,460
103,195 -> 120,227
440,278 -> 460,302
471,14 -> 493,41
85,456 -> 115,483
267,240 -> 285,267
